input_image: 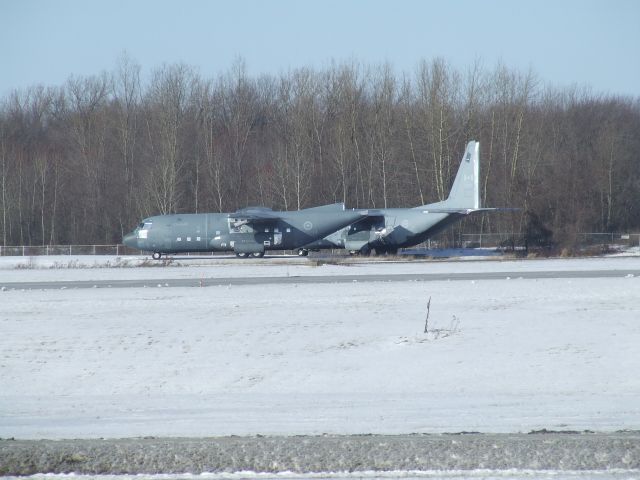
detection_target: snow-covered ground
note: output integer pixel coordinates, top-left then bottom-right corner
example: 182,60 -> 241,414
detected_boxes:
1,255 -> 639,440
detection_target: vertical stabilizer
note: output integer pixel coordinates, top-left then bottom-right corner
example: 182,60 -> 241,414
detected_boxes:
444,141 -> 480,209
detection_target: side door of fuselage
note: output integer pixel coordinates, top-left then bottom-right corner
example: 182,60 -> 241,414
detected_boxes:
189,215 -> 208,251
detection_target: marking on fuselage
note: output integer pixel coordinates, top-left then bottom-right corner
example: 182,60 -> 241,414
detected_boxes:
303,221 -> 313,231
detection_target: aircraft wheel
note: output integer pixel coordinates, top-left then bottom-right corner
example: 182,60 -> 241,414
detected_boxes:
235,252 -> 248,258
297,248 -> 309,257
251,252 -> 265,258
359,246 -> 371,257
152,252 -> 162,260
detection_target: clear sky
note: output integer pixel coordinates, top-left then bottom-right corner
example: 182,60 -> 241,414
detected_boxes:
1,0 -> 639,98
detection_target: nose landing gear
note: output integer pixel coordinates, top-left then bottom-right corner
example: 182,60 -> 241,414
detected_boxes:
152,252 -> 162,260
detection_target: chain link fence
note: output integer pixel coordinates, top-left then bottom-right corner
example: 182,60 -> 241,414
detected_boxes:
408,232 -> 640,251
577,232 -> 640,247
0,245 -> 139,256
0,244 -> 300,257
457,232 -> 640,249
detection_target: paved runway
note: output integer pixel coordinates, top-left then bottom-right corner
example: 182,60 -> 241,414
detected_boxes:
1,268 -> 638,290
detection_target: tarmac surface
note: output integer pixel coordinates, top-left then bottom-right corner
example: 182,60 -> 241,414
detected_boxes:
1,268 -> 639,290
1,433 -> 639,476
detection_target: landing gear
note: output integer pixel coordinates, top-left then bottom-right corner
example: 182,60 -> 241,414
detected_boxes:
297,248 -> 309,257
348,246 -> 397,257
152,252 -> 162,260
235,251 -> 264,258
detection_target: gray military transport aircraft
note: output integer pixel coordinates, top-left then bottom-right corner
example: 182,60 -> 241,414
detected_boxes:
123,203 -> 367,259
299,141 -> 505,256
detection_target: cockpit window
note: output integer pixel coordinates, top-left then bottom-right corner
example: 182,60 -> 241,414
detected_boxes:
138,221 -> 153,230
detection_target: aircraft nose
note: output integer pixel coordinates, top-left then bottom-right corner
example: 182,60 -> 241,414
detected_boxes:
123,232 -> 138,249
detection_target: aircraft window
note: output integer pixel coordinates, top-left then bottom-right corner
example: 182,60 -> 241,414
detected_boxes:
138,223 -> 144,229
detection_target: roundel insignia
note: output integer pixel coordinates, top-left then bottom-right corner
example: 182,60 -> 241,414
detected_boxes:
303,221 -> 313,230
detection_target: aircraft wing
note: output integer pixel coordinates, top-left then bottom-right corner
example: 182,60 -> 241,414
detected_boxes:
228,207 -> 282,224
420,207 -> 519,215
357,209 -> 386,217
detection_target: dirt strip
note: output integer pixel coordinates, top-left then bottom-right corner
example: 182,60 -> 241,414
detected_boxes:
1,433 -> 639,475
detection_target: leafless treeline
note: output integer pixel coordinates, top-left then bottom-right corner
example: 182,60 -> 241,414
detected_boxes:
1,56 -> 639,247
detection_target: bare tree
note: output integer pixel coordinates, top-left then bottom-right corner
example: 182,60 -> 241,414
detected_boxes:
112,52 -> 142,232
0,113 -> 7,247
218,58 -> 258,208
144,63 -> 195,214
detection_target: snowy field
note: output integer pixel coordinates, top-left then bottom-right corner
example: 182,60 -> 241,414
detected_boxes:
1,254 -> 639,440
1,254 -> 640,478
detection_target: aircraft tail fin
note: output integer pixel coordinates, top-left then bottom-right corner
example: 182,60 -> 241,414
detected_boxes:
443,140 -> 480,209
417,141 -> 518,215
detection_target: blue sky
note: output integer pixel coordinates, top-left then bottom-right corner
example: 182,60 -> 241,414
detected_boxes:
2,0 -> 639,97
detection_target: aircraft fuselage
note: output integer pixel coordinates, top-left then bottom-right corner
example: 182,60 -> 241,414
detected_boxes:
123,206 -> 365,258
